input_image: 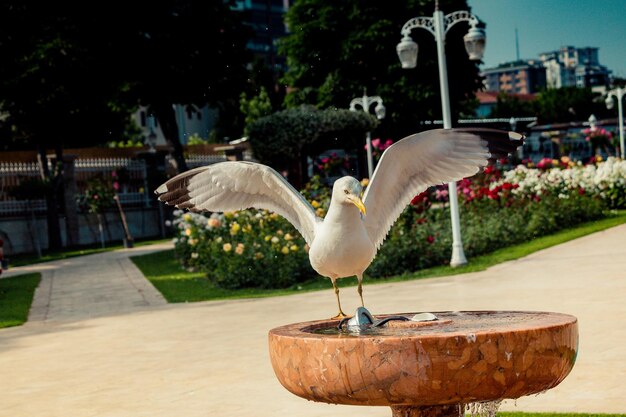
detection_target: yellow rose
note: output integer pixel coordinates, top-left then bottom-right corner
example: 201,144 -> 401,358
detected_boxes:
316,208 -> 325,217
224,211 -> 235,219
264,235 -> 271,241
311,200 -> 320,208
183,214 -> 192,222
235,245 -> 244,255
284,233 -> 293,241
596,156 -> 603,162
223,243 -> 232,252
254,252 -> 264,260
281,246 -> 289,255
269,213 -> 278,220
185,228 -> 192,236
271,236 -> 279,244
207,218 -> 221,228
360,178 -> 369,187
277,229 -> 283,236
230,222 -> 241,236
290,245 -> 298,251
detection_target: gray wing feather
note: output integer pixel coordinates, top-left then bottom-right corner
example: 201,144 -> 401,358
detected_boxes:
155,161 -> 320,245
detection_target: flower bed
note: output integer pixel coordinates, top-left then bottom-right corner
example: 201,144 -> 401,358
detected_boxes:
170,158 -> 625,288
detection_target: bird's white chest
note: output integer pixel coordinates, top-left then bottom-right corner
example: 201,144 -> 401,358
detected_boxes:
309,216 -> 375,279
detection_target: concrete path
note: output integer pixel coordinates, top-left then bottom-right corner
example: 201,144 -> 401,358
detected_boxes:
1,226 -> 625,416
1,243 -> 171,322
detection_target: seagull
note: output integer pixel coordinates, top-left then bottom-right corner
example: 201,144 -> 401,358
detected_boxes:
155,128 -> 523,318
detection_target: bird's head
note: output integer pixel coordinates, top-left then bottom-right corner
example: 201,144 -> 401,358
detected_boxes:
332,176 -> 366,216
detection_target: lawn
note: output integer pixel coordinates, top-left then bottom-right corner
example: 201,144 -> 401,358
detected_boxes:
497,412 -> 626,417
131,210 -> 626,303
0,273 -> 41,329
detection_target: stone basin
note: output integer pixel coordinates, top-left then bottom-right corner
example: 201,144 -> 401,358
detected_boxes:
268,311 -> 578,416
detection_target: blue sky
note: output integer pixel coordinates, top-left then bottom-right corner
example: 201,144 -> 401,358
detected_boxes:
468,0 -> 626,78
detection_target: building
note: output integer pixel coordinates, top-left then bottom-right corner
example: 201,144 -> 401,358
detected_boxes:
234,0 -> 290,72
539,46 -> 611,89
481,60 -> 547,94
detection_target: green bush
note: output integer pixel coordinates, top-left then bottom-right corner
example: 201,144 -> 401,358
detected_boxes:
172,210 -> 314,290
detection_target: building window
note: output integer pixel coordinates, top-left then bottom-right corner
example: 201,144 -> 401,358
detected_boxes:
140,111 -> 146,127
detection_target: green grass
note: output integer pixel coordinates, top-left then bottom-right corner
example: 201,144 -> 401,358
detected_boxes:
9,238 -> 169,268
0,273 -> 41,329
497,412 -> 626,417
131,210 -> 626,303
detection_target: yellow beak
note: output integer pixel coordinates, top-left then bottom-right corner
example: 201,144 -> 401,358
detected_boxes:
350,196 -> 367,216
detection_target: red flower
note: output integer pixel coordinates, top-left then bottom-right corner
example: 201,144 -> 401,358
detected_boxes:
501,182 -> 514,191
426,235 -> 435,244
416,217 -> 427,224
410,191 -> 429,206
578,187 -> 585,196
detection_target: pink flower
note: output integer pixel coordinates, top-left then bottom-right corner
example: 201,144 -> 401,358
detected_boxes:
371,138 -> 381,149
113,182 -> 120,191
435,188 -> 448,201
321,157 -> 330,164
426,235 -> 435,244
381,139 -> 393,150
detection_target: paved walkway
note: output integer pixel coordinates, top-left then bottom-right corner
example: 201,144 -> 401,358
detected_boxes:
1,226 -> 625,417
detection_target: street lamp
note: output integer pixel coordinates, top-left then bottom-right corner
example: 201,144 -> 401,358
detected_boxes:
396,2 -> 485,267
349,90 -> 386,179
605,87 -> 625,159
146,115 -> 158,153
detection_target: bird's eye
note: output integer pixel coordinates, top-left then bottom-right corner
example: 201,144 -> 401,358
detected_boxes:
344,189 -> 349,195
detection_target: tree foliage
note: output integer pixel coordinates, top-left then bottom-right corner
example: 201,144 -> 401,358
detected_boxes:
0,0 -> 251,168
534,87 -> 608,123
247,105 -> 377,182
489,93 -> 537,118
279,0 -> 483,139
489,87 -> 615,123
240,87 -> 274,134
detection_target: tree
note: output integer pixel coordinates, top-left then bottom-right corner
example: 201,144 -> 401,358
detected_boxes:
0,2 -> 137,249
0,1 -> 252,249
279,0 -> 483,140
240,87 -> 274,134
535,87 -> 610,123
247,105 -> 378,186
489,93 -> 537,118
96,0 -> 252,171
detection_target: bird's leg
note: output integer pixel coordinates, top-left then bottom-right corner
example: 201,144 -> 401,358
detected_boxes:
330,278 -> 347,320
357,274 -> 365,307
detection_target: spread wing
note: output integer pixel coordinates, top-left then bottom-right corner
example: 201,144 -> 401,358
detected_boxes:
362,128 -> 524,250
155,161 -> 321,245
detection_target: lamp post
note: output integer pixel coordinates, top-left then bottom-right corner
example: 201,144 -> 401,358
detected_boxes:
146,115 -> 158,153
350,90 -> 386,179
396,2 -> 485,267
605,87 -> 625,159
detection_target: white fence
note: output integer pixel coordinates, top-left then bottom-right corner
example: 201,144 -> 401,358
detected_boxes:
0,158 -> 149,216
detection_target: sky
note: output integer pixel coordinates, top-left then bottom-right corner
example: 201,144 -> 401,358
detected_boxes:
468,0 -> 626,78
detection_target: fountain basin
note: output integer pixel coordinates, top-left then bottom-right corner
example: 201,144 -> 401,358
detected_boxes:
269,311 -> 577,409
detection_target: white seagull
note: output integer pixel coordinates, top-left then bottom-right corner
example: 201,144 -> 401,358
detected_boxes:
156,128 -> 523,318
